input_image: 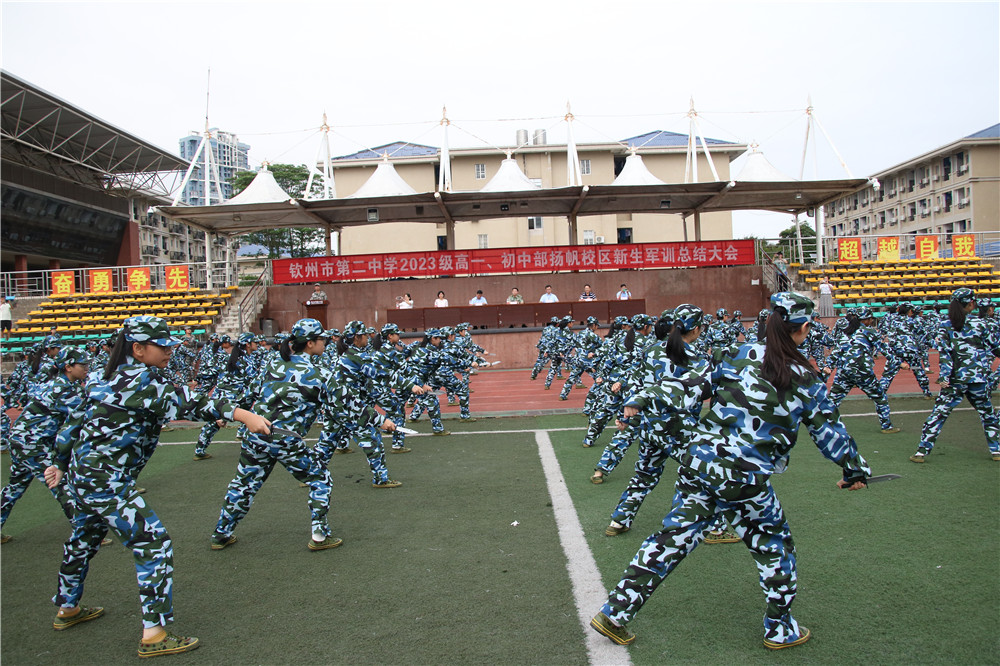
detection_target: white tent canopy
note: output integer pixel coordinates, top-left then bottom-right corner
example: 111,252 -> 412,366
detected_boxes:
480,156 -> 540,192
349,156 -> 418,198
611,152 -> 665,186
226,168 -> 292,204
735,148 -> 795,182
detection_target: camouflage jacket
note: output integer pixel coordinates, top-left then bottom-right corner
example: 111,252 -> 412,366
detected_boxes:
245,353 -> 332,445
682,342 -> 871,481
11,373 -> 87,468
936,315 -> 1000,385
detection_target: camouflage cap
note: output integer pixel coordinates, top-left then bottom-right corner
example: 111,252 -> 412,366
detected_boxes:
977,297 -> 994,309
733,310 -> 742,318
381,323 -> 400,336
631,313 -> 653,328
585,315 -> 599,326
54,345 -> 91,370
769,292 -> 815,325
290,318 -> 325,342
237,332 -> 255,345
673,304 -> 704,333
952,287 -> 976,305
42,334 -> 63,349
365,326 -> 376,335
549,316 -> 560,324
716,308 -> 728,319
456,322 -> 469,331
123,315 -> 181,347
856,306 -> 874,320
659,309 -> 674,321
426,328 -> 442,338
440,326 -> 454,337
341,320 -> 366,339
273,332 -> 290,344
613,315 -> 629,326
218,334 -> 232,345
835,318 -> 850,331
561,315 -> 574,324
758,308 -> 771,319
325,327 -> 341,338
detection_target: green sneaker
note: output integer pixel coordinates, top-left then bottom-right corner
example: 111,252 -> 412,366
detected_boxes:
390,447 -> 411,454
704,529 -> 740,544
605,523 -> 630,537
432,430 -> 451,436
333,448 -> 354,454
53,605 -> 105,631
308,536 -> 343,551
1,533 -> 11,544
192,452 -> 212,461
374,479 -> 403,489
992,452 -> 1000,462
138,632 -> 200,658
909,448 -> 929,463
764,626 -> 811,650
210,535 -> 237,550
590,473 -> 604,484
590,612 -> 635,645
880,426 -> 901,434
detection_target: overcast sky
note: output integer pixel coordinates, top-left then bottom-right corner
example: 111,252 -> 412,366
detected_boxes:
3,1 -> 998,238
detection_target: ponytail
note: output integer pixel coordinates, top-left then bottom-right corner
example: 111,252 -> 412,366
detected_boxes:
104,334 -> 132,380
948,300 -> 968,332
227,343 -> 247,373
665,327 -> 691,367
844,314 -> 862,337
279,337 -> 309,362
761,311 -> 815,391
29,347 -> 45,373
622,328 -> 635,352
653,318 -> 673,341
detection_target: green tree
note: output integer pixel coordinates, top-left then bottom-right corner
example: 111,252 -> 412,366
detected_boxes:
232,164 -> 326,258
766,221 -> 818,264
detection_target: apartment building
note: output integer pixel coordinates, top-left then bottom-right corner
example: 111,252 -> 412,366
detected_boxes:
823,124 -> 999,257
329,130 -> 746,255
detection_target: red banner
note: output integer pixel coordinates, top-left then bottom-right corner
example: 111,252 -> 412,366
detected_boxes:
272,240 -> 755,284
951,234 -> 976,259
915,235 -> 939,260
837,238 -> 862,263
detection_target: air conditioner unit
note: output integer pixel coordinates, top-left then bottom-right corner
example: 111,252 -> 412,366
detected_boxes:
595,236 -> 606,244
931,174 -> 939,181
958,165 -> 968,174
933,206 -> 940,213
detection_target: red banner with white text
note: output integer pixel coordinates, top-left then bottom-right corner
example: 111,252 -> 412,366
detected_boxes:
272,240 -> 755,284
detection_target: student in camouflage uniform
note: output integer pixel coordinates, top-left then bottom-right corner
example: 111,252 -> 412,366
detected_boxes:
544,316 -> 575,389
605,306 -> 711,536
530,317 -> 561,381
729,309 -> 747,342
406,330 -> 449,435
1,347 -> 91,543
559,316 -> 602,400
748,308 -> 770,343
880,303 -> 933,398
911,289 -> 1000,463
590,314 -> 656,483
827,307 -> 900,433
591,293 -> 871,650
977,298 -> 999,393
25,335 -> 63,397
47,316 -> 270,658
212,318 -> 343,555
371,323 -> 426,453
316,321 -> 401,486
582,319 -> 635,449
194,332 -> 259,460
705,308 -> 736,350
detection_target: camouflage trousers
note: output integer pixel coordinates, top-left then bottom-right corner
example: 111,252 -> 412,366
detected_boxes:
881,353 -> 931,395
1,411 -> 10,444
559,360 -> 593,399
214,436 -> 333,539
544,354 -> 566,388
375,391 -> 409,449
409,391 -> 444,432
609,426 -> 676,529
583,390 -> 624,447
601,465 -> 804,645
2,451 -> 76,527
828,370 -> 893,429
195,420 -> 222,456
317,423 -> 391,485
530,351 -> 549,379
595,422 -> 639,476
56,483 -> 171,629
919,381 -> 999,453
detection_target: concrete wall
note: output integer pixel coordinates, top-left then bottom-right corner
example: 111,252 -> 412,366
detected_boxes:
259,265 -> 769,352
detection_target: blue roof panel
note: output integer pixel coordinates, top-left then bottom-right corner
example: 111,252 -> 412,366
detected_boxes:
966,123 -> 999,139
621,130 -> 737,148
335,141 -> 439,161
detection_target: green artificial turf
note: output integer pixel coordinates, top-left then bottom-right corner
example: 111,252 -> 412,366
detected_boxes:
2,398 -> 998,664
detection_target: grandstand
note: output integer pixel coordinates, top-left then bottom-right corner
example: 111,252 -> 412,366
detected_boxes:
799,256 -> 999,313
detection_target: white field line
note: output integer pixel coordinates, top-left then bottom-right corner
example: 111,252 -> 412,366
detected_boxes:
534,430 -> 631,666
160,405 -> 980,447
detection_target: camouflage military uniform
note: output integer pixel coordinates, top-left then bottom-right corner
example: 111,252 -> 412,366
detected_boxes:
827,323 -> 896,431
599,338 -> 871,647
881,313 -> 932,396
530,321 -> 560,381
610,337 -> 712,530
545,319 -> 575,389
915,312 -> 1000,458
406,340 -> 446,433
55,349 -> 238,629
195,341 -> 257,458
2,364 -> 87,530
559,320 -> 602,399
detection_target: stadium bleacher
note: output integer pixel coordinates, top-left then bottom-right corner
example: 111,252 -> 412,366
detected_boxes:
1,286 -> 239,354
799,257 -> 999,313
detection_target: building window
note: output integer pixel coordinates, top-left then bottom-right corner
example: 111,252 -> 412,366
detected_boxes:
528,217 -> 542,231
580,159 -> 591,176
477,234 -> 489,249
583,230 -> 596,245
475,163 -> 486,180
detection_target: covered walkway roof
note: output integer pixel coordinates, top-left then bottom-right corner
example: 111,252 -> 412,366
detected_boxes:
154,178 -> 868,237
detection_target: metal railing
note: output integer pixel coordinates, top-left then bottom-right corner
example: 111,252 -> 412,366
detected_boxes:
0,261 -> 239,299
237,266 -> 271,333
